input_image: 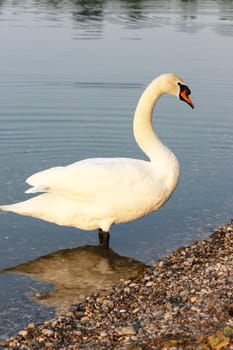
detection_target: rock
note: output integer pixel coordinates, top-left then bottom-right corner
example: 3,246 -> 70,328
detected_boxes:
18,330 -> 28,338
190,297 -> 197,303
27,323 -> 35,329
145,281 -> 154,287
100,331 -> 108,337
121,326 -> 137,336
42,328 -> 54,337
223,326 -> 233,337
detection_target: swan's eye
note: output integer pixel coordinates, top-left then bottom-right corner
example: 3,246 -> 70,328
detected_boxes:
178,82 -> 194,109
178,82 -> 191,95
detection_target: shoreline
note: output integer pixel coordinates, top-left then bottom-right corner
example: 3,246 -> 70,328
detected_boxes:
1,221 -> 233,349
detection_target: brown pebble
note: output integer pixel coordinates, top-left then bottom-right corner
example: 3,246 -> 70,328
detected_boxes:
100,331 -> 108,337
27,323 -> 35,329
18,330 -> 28,338
190,297 -> 197,303
121,326 -> 137,335
42,329 -> 54,337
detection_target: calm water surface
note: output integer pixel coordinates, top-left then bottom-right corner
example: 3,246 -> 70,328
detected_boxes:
0,0 -> 233,340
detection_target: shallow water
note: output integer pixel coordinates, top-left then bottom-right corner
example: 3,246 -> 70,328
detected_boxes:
0,0 -> 233,340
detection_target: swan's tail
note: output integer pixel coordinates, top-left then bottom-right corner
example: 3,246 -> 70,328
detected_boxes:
0,197 -> 42,216
0,194 -> 82,228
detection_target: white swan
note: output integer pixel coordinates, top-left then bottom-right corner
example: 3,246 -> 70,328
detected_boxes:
0,74 -> 194,246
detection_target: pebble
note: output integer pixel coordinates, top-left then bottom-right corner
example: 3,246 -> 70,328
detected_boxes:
18,330 -> 28,338
1,221 -> 233,349
190,297 -> 197,303
145,281 -> 153,287
121,326 -> 137,335
27,323 -> 35,329
41,328 -> 54,337
100,331 -> 108,337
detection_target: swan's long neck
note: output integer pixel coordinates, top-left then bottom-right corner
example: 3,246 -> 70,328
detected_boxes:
133,77 -> 173,162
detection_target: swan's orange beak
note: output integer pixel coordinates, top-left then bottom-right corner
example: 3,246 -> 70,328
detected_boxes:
180,89 -> 194,109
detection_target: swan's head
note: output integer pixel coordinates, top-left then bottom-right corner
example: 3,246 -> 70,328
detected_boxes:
158,73 -> 194,109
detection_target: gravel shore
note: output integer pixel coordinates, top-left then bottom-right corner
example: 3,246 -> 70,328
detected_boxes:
1,221 -> 233,350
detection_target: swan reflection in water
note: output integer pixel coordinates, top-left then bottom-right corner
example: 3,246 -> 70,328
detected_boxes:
3,245 -> 147,313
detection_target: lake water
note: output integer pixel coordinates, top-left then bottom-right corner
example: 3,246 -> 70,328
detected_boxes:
0,0 -> 233,341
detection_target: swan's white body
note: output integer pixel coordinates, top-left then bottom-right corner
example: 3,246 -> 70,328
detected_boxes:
0,74 -> 193,236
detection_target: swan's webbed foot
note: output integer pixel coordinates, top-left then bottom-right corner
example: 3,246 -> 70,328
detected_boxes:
98,228 -> 110,247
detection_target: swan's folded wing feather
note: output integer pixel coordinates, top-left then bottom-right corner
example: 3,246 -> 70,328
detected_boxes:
25,158 -> 153,199
26,166 -> 64,194
25,184 -> 49,194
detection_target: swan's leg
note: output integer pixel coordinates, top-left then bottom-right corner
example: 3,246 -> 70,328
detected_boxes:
98,228 -> 110,247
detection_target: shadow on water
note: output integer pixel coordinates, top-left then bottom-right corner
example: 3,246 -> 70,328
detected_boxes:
1,245 -> 147,314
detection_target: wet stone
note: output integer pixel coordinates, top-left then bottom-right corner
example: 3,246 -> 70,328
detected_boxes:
18,330 -> 28,338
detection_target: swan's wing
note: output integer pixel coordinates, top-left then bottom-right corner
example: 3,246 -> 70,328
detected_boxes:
25,158 -> 155,200
25,166 -> 64,194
